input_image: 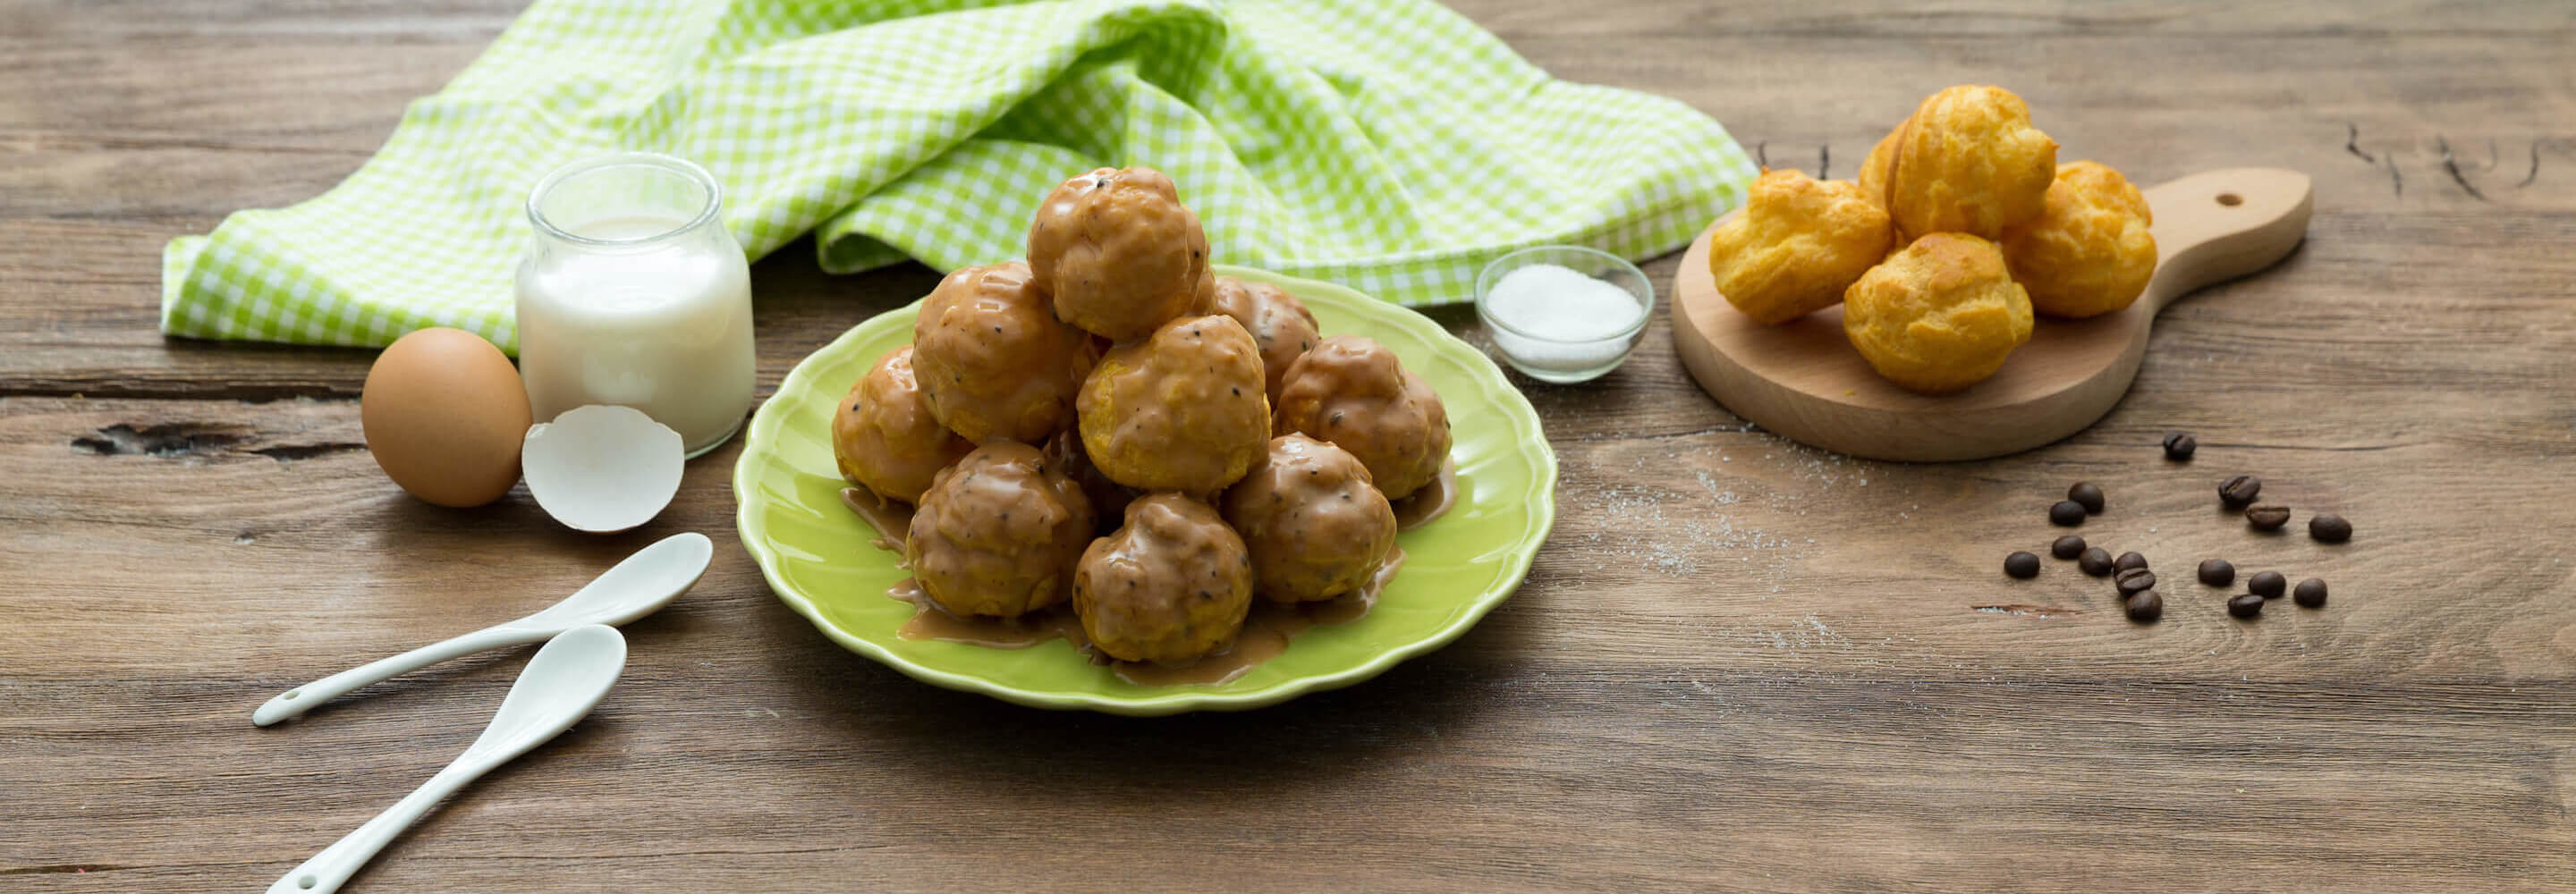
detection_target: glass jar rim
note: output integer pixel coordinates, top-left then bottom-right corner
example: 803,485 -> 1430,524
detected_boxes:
525,151 -> 724,248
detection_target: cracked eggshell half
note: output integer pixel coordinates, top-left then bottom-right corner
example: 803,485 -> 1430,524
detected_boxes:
522,405 -> 684,533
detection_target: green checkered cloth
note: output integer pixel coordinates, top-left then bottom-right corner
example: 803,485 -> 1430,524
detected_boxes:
162,0 -> 1756,351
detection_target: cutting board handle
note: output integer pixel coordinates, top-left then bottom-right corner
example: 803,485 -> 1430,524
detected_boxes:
2138,167 -> 2314,312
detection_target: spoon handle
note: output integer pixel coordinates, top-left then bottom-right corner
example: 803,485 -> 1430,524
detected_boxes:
266,757 -> 491,894
252,627 -> 549,727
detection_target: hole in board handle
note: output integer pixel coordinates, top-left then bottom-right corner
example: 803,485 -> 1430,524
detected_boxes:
2216,192 -> 2243,207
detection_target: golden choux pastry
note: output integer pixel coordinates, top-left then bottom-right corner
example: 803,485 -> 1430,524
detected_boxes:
905,442 -> 1094,620
1858,127 -> 1896,209
1220,434 -> 1398,603
911,260 -> 1097,444
1026,166 -> 1215,342
2002,160 -> 2157,318
1841,232 -> 2035,394
1206,276 -> 1322,402
1077,314 -> 1270,494
831,346 -> 972,503
1073,493 -> 1255,665
1272,335 -> 1451,500
1875,86 -> 2057,240
1706,169 -> 1895,324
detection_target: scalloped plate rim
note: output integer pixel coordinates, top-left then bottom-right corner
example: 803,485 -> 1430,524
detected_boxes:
734,264 -> 1556,716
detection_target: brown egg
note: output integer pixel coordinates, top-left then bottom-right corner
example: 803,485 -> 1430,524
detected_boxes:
360,327 -> 532,507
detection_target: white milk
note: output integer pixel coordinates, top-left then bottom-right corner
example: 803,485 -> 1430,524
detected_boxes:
516,154 -> 754,457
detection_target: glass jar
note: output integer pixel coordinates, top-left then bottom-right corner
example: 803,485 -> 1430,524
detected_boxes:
516,152 -> 755,458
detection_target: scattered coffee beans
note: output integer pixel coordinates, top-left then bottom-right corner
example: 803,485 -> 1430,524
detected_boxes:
2067,482 -> 2106,514
2245,503 -> 2292,531
2218,475 -> 2262,507
2198,559 -> 2235,586
2049,501 -> 2088,527
2309,513 -> 2352,544
2293,578 -> 2328,608
2078,547 -> 2114,577
2248,570 -> 2286,599
2124,590 -> 2164,622
2163,432 -> 2196,460
2114,568 -> 2157,595
2052,536 -> 2087,560
2004,552 -> 2041,578
2114,552 -> 2148,573
2227,593 -> 2266,619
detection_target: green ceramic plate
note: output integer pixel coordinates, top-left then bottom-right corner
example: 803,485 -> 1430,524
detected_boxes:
735,266 -> 1555,715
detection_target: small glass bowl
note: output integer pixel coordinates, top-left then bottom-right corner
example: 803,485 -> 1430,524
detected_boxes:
1473,246 -> 1655,384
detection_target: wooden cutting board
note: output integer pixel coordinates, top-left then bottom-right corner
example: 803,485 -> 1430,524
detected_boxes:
1671,167 -> 2312,462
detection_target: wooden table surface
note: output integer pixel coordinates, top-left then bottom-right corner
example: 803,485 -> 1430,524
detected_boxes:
7,1 -> 2573,890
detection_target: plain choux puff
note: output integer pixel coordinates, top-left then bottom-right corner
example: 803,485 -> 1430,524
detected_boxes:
1875,86 -> 2057,240
1841,232 -> 2035,394
2002,160 -> 2157,318
1707,169 -> 1895,324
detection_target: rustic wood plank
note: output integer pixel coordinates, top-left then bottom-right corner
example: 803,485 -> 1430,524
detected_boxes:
5,0 -> 2576,890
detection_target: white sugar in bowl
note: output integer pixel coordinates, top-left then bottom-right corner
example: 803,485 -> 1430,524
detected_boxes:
1474,246 -> 1655,384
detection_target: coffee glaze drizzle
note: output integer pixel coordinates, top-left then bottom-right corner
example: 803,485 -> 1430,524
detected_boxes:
1389,460 -> 1456,531
1114,546 -> 1403,686
882,547 -> 1406,686
839,486 -> 913,552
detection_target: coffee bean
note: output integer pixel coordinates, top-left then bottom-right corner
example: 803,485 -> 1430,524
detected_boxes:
2219,475 -> 2262,507
2051,536 -> 2087,560
2163,432 -> 2197,460
2124,590 -> 2164,623
2248,570 -> 2286,598
2294,578 -> 2328,608
2049,501 -> 2087,527
2114,568 -> 2157,595
2114,552 -> 2148,573
2309,513 -> 2352,544
2246,503 -> 2292,531
2004,552 -> 2041,578
2198,559 -> 2235,586
2078,547 -> 2114,577
2067,482 -> 2105,514
2227,593 -> 2266,619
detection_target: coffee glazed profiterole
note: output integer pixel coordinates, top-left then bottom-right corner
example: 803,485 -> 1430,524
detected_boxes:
904,443 -> 1093,620
1206,275 -> 1324,403
1074,493 -> 1257,665
1077,314 -> 1272,494
1028,166 -> 1216,342
831,346 -> 973,504
1221,434 -> 1399,603
1273,335 -> 1453,500
911,261 -> 1097,444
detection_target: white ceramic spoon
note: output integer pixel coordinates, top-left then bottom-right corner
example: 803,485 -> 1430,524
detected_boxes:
267,624 -> 628,894
253,531 -> 709,727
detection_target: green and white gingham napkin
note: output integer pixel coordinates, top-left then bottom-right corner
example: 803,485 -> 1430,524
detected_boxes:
163,0 -> 1756,351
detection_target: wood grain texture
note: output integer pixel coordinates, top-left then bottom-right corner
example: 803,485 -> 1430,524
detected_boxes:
4,1 -> 2574,891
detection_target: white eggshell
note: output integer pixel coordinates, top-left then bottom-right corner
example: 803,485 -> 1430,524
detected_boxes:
522,405 -> 684,534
